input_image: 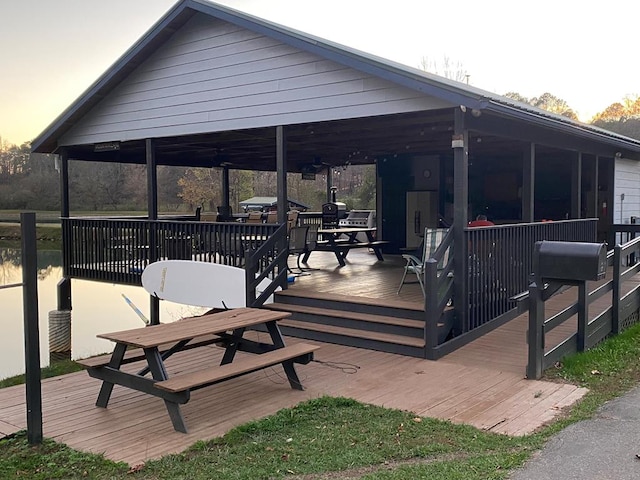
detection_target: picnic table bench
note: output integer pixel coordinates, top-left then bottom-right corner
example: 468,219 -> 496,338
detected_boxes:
77,308 -> 318,433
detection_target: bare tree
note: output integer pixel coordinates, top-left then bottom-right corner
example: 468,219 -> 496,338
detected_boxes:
420,56 -> 469,83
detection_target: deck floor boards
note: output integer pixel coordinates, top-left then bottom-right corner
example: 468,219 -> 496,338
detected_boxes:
3,249 -> 634,465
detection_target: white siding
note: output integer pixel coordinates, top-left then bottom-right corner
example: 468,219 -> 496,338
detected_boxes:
60,14 -> 451,146
614,157 -> 640,225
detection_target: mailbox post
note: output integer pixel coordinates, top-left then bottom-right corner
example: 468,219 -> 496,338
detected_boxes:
526,241 -> 607,379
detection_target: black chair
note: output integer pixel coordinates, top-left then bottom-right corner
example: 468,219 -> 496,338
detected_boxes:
217,205 -> 233,222
321,203 -> 339,229
288,225 -> 310,275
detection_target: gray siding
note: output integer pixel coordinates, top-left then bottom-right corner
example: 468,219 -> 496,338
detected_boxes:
60,14 -> 451,146
614,157 -> 640,224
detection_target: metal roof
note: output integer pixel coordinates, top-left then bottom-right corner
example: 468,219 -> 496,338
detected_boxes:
31,0 -> 640,155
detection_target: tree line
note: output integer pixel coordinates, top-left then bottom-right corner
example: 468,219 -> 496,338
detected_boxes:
0,93 -> 636,214
0,136 -> 375,214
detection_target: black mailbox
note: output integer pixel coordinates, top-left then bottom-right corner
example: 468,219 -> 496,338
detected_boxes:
533,241 -> 607,282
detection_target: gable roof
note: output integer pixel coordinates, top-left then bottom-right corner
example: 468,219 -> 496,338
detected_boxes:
31,0 -> 640,155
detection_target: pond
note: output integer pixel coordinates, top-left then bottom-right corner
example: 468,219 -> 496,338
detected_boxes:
0,248 -> 206,380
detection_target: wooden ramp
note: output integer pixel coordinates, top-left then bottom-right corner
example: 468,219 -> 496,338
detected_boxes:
0,332 -> 585,466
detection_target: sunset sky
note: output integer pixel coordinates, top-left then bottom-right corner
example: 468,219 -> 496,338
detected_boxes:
1,0 -> 637,146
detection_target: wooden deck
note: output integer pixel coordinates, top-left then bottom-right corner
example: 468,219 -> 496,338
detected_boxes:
4,249 -> 631,466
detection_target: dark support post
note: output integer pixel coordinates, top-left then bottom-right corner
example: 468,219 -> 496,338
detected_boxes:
326,167 -> 333,203
577,282 -> 587,350
424,259 -> 439,359
57,278 -> 72,311
571,152 -> 582,219
526,280 -> 545,379
146,139 -> 160,325
21,212 -> 42,444
452,107 -> 469,334
222,166 -> 230,209
593,156 -> 599,219
612,244 -> 622,334
522,143 -> 535,222
146,138 -> 158,220
276,126 -> 288,225
59,149 -> 70,218
57,149 -> 72,310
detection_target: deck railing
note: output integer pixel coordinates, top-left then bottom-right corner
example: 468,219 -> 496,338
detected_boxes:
61,218 -> 287,304
462,219 -> 598,331
428,218 -> 599,359
527,237 -> 640,379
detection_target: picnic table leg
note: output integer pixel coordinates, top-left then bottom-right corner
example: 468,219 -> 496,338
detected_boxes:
366,230 -> 385,261
265,321 -> 304,390
96,342 -> 127,408
143,347 -> 188,433
220,327 -> 246,365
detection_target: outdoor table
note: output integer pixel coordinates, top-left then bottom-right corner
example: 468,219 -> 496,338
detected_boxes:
78,308 -> 318,433
316,227 -> 387,267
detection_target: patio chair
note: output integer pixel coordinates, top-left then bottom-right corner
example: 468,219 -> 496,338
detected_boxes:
288,225 -> 310,275
265,211 -> 278,224
287,210 -> 299,231
397,227 -> 449,296
246,211 -> 263,223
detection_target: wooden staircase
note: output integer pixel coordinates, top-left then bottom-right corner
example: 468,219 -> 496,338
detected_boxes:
262,290 -> 449,358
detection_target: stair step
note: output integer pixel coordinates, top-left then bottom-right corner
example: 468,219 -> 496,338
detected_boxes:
279,319 -> 425,348
276,289 -> 423,312
263,302 -> 424,330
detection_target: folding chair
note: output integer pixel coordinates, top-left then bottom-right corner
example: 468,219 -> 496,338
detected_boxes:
397,228 -> 449,295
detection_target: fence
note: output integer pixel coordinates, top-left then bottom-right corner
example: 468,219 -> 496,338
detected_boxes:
62,217 -> 285,287
526,237 -> 640,379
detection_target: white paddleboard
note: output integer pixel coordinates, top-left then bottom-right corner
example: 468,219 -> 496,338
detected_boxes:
141,260 -> 278,309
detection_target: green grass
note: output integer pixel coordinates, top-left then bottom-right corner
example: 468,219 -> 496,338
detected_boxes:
3,322 -> 640,479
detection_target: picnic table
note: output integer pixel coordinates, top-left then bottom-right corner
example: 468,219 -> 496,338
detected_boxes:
77,308 -> 318,433
314,227 -> 388,267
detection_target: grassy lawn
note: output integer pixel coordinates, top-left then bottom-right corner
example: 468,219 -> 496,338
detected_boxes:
3,323 -> 640,479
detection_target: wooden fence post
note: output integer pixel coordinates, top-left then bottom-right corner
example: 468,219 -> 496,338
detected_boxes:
526,281 -> 545,379
612,245 -> 622,334
21,212 -> 42,444
424,258 -> 439,359
577,282 -> 587,351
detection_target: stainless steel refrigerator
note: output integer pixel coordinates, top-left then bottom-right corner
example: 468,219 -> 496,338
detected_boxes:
406,191 -> 438,248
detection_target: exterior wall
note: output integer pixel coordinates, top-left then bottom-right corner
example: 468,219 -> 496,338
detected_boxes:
60,13 -> 451,146
614,157 -> 640,225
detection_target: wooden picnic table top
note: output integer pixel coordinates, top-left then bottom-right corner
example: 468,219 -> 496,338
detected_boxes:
97,308 -> 291,348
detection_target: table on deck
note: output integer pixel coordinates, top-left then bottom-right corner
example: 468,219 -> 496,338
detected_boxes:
78,308 -> 318,433
315,227 -> 388,267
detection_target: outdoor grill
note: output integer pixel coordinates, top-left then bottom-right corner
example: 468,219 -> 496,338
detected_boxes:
339,210 -> 376,241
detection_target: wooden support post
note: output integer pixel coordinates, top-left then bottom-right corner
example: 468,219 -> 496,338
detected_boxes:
593,156 -> 599,219
452,107 -> 469,335
526,281 -> 545,379
146,139 -> 160,325
522,143 -> 535,222
21,212 -> 42,444
571,152 -> 582,219
276,126 -> 288,225
222,166 -> 230,209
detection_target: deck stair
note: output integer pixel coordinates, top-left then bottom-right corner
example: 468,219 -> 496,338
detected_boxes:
262,290 -> 449,358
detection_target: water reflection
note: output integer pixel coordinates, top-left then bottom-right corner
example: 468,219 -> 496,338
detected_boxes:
0,249 -> 206,380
